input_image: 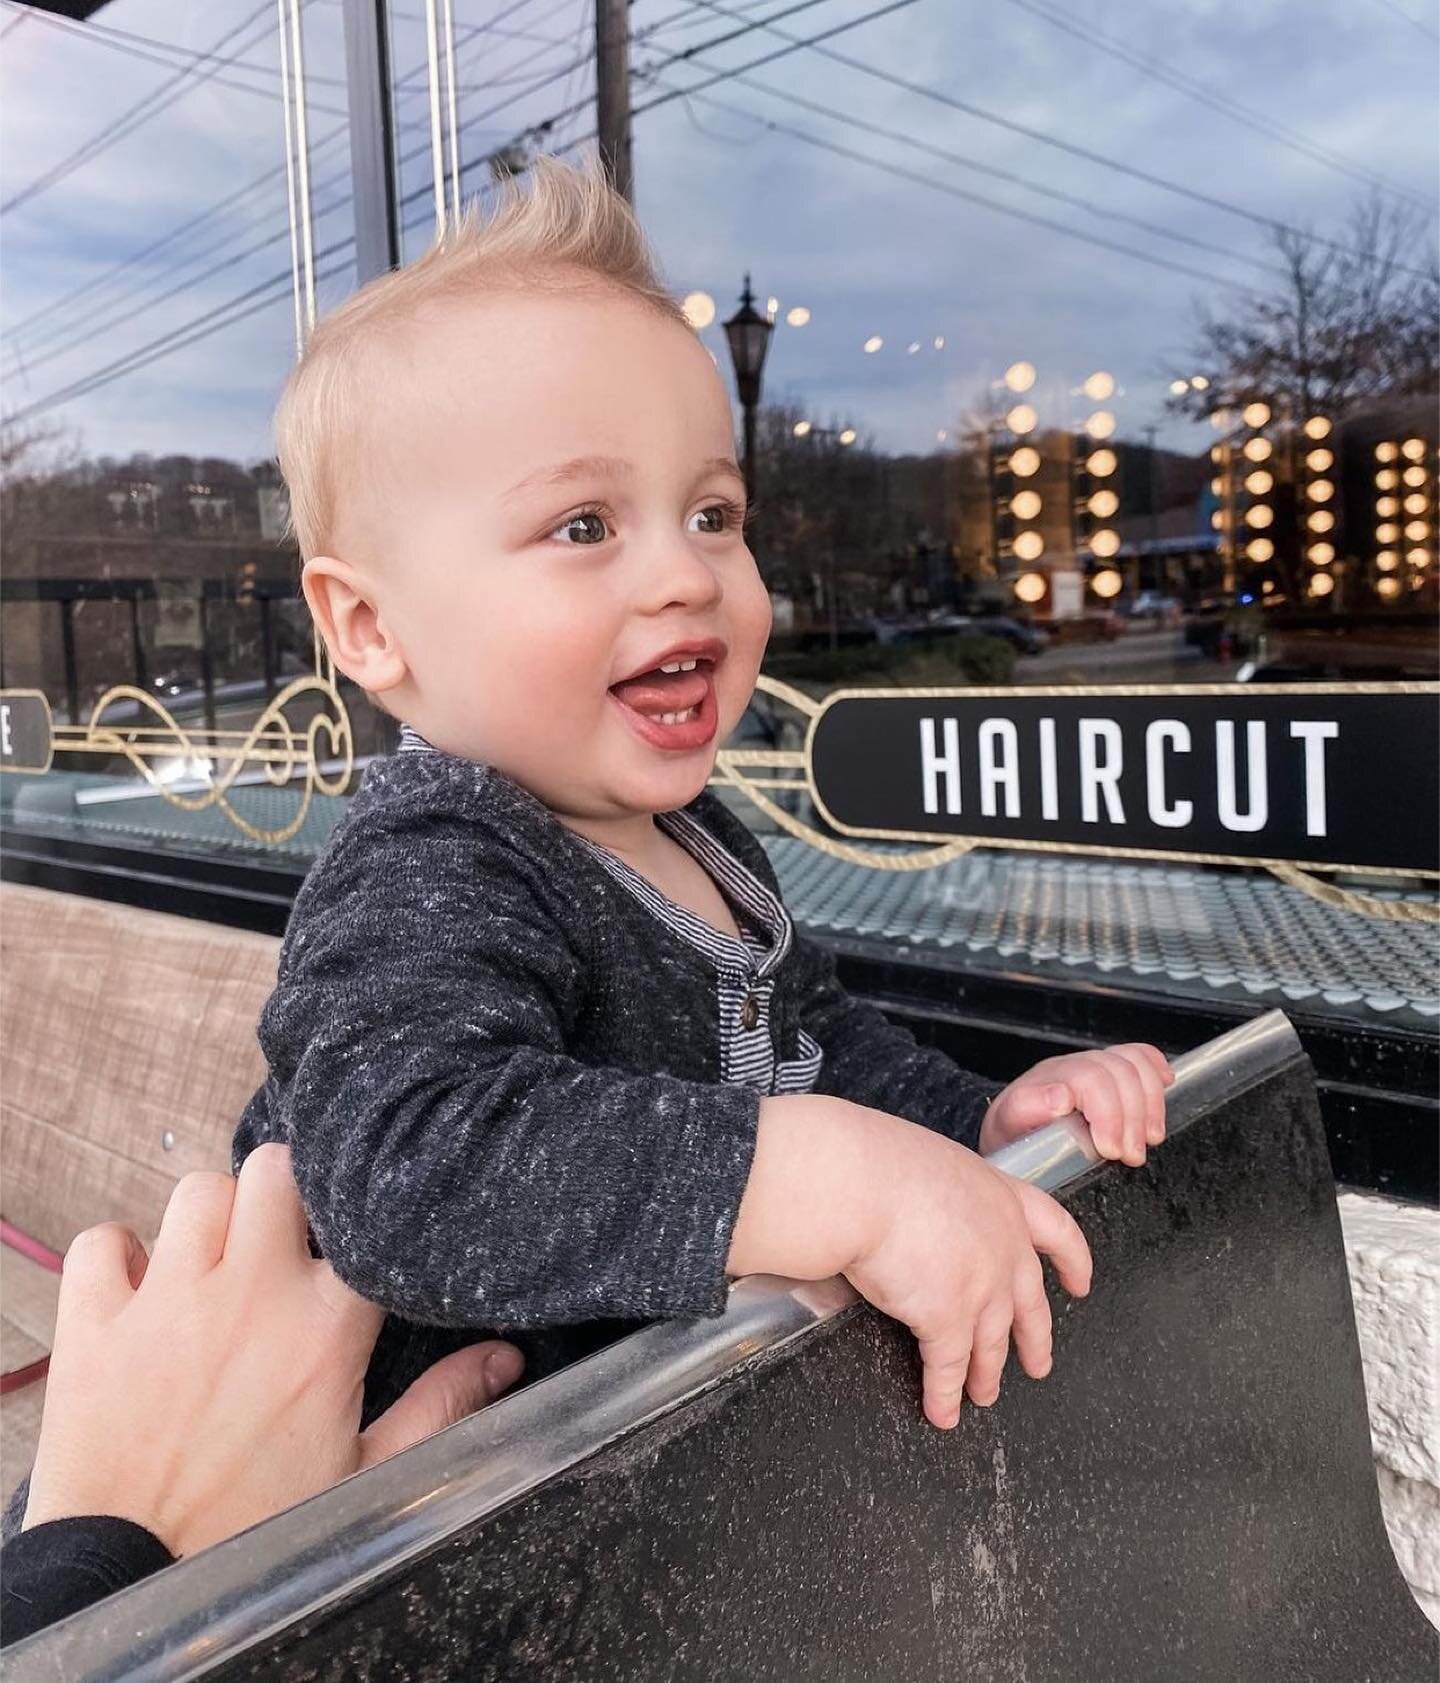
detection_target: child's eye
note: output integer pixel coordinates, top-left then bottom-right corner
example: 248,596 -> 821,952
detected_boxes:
688,500 -> 742,535
551,509 -> 610,545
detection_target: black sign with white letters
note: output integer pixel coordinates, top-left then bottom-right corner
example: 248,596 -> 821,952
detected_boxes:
0,691 -> 53,775
808,686 -> 1439,873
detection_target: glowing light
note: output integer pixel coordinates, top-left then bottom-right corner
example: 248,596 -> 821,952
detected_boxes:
1211,510 -> 1227,530
1091,567 -> 1123,598
1404,493 -> 1429,515
1376,576 -> 1401,599
1377,497 -> 1400,517
1243,437 -> 1272,463
1013,571 -> 1046,603
1010,446 -> 1041,477
1377,523 -> 1400,543
1303,416 -> 1331,440
1242,401 -> 1271,428
1247,538 -> 1275,563
1307,510 -> 1335,533
933,336 -> 945,350
785,305 -> 811,327
1082,370 -> 1116,400
1087,489 -> 1119,518
1210,444 -> 1227,464
1004,360 -> 1037,393
864,335 -> 884,353
1376,551 -> 1399,570
1090,528 -> 1121,557
1405,520 -> 1430,541
1209,408 -> 1233,431
766,295 -> 780,319
1403,465 -> 1427,488
1375,442 -> 1400,463
1306,542 -> 1334,565
1376,469 -> 1400,490
1245,470 -> 1274,496
838,427 -> 858,446
1407,548 -> 1431,566
1402,437 -> 1426,461
1010,489 -> 1043,521
1307,479 -> 1334,502
1169,379 -> 1189,396
1244,504 -> 1274,529
1210,476 -> 1225,497
1308,572 -> 1335,598
907,341 -> 921,355
1086,448 -> 1117,476
1013,529 -> 1045,561
792,420 -> 812,438
1007,403 -> 1038,434
1305,449 -> 1333,473
681,291 -> 716,330
936,429 -> 948,443
1261,580 -> 1275,595
1190,375 -> 1210,391
1085,410 -> 1116,440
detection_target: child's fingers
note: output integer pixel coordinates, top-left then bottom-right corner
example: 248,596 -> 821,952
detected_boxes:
1087,1051 -> 1150,1164
996,1079 -> 1073,1133
964,1299 -> 1013,1407
1111,1044 -> 1168,1145
918,1330 -> 974,1430
1010,1258 -> 1053,1380
1125,1042 -> 1174,1085
1062,1062 -> 1127,1160
1014,1181 -> 1092,1298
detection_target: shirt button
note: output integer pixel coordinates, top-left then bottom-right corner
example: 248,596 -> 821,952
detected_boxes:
740,993 -> 760,1031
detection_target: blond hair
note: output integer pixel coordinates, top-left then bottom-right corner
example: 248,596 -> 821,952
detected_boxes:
275,158 -> 689,560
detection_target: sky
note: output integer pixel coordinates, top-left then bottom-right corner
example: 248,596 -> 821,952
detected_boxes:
0,0 -> 1435,470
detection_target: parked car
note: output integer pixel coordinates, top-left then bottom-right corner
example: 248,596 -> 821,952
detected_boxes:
917,613 -> 1051,656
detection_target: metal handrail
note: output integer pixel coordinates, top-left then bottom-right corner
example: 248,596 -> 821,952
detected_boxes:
9,1010 -> 1305,1683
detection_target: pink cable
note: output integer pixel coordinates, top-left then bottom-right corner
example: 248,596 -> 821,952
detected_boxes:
0,1219 -> 64,1274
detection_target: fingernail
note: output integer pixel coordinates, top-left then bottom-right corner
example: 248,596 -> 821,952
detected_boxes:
485,1348 -> 524,1391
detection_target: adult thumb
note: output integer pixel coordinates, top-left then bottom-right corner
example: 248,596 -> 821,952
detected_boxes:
359,1341 -> 524,1469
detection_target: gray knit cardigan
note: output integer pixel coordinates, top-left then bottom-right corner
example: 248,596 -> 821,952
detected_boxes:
235,747 -> 997,1407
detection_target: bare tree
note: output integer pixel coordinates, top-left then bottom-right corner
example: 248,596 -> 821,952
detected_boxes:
1169,192 -> 1439,421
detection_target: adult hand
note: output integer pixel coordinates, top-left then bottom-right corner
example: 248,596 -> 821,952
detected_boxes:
22,1144 -> 522,1557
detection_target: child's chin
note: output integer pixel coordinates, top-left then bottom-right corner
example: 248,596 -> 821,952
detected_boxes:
622,756 -> 715,812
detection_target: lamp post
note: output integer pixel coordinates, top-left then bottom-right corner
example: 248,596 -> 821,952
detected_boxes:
723,274 -> 773,508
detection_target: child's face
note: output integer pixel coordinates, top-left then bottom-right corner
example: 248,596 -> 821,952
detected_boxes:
352,287 -> 772,825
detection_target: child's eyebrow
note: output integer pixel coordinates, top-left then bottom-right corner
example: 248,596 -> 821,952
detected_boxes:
502,455 -> 745,503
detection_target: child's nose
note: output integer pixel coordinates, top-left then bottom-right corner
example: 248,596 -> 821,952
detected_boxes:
637,538 -> 724,614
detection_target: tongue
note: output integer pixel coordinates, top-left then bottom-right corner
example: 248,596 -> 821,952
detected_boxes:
611,666 -> 708,715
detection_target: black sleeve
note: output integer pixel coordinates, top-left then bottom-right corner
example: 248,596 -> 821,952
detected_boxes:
0,1517 -> 174,1647
243,806 -> 761,1330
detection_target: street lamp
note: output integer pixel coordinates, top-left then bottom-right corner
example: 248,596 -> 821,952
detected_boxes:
723,274 -> 774,507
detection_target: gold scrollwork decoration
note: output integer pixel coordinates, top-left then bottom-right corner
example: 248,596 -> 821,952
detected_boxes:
51,675 -> 353,847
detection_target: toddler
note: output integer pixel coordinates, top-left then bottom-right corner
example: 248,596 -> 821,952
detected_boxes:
236,161 -> 1171,1431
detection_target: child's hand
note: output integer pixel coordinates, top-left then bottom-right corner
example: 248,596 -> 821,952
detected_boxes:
846,1121 -> 1092,1429
978,1044 -> 1174,1165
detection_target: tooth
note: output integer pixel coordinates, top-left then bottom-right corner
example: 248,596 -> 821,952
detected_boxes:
660,662 -> 681,673
679,659 -> 697,671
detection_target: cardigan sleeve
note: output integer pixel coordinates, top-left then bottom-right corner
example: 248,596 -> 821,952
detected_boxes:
786,929 -> 997,1151
0,1518 -> 175,1647
236,800 -> 760,1330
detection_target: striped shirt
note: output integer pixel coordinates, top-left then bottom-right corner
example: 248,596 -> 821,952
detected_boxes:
400,726 -> 823,1097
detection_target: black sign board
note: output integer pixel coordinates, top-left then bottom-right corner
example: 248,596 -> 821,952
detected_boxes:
0,691 -> 53,775
809,685 -> 1439,875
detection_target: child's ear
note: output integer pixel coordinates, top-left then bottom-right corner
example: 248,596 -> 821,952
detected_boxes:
301,556 -> 409,695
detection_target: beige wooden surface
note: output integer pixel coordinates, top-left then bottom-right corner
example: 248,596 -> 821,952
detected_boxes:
1,883 -> 279,1501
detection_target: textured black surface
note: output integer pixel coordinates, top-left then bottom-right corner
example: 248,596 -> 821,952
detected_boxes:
213,1059 -> 1435,1682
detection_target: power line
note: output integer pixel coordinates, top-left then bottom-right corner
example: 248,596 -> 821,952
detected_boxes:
721,70 -> 1291,283
3,0 -> 844,412
687,83 -> 1265,296
684,0 -> 1438,283
1004,0 -> 1432,212
1369,0 -> 1440,42
0,0 -> 280,216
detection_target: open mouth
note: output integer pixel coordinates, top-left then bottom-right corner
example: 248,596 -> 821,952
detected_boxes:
608,653 -> 722,752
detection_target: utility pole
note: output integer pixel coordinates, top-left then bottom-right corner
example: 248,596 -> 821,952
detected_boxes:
595,0 -> 633,203
1143,423 -> 1160,596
